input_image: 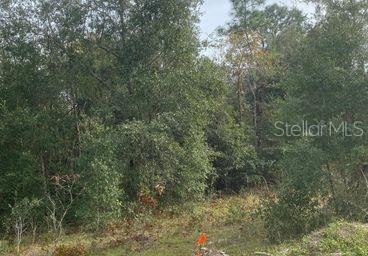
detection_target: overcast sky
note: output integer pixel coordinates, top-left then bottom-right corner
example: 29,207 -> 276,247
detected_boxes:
199,0 -> 315,41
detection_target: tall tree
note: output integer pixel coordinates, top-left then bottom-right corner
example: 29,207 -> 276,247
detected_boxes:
0,0 -> 231,232
266,0 -> 368,241
223,0 -> 305,182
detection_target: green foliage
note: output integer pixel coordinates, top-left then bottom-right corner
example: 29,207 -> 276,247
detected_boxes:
207,117 -> 258,191
273,222 -> 368,256
7,198 -> 42,235
0,0 -> 257,234
0,0 -> 234,234
224,0 -> 306,185
1,0 -> 367,249
0,240 -> 10,255
114,119 -> 212,202
0,106 -> 43,232
263,141 -> 331,242
76,124 -> 122,230
266,0 -> 368,241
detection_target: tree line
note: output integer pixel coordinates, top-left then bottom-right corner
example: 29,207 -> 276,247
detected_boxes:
0,0 -> 367,245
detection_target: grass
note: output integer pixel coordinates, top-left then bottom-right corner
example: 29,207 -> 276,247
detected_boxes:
94,191 -> 274,256
7,191 -> 368,256
272,222 -> 368,256
0,240 -> 10,255
11,191 -> 275,256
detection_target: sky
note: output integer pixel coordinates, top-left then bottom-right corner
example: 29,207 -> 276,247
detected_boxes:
199,0 -> 316,41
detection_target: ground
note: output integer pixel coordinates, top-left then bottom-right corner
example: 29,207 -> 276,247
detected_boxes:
273,222 -> 368,256
2,191 -> 368,256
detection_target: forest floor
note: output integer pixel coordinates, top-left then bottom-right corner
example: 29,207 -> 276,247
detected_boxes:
2,190 -> 368,255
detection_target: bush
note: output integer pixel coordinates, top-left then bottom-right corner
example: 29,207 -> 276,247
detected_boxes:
113,118 -> 213,203
206,116 -> 259,192
263,141 -> 331,242
76,123 -> 122,230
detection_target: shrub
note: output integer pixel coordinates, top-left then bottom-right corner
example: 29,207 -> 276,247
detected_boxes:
76,124 -> 122,230
263,141 -> 330,242
113,118 -> 213,203
206,119 -> 259,192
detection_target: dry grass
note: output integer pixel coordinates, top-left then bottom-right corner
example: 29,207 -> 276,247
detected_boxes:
94,190 -> 273,256
12,190 -> 272,256
9,190 -> 368,256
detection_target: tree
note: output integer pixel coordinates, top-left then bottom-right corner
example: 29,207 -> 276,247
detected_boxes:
0,0 -> 234,234
221,0 -> 305,183
266,0 -> 368,240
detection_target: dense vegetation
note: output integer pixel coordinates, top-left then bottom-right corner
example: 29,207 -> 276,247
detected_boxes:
0,0 -> 367,254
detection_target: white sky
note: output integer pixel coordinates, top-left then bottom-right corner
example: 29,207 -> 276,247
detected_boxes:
199,0 -> 316,41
